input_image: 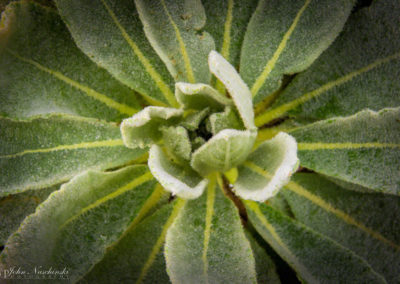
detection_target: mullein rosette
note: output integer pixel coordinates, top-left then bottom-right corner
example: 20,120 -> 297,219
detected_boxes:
121,51 -> 299,201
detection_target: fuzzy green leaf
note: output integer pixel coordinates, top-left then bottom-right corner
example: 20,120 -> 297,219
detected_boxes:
241,0 -> 355,103
149,145 -> 208,199
289,108 -> 400,195
234,132 -> 299,202
0,1 -> 140,121
0,185 -> 58,246
0,114 -> 143,196
245,232 -> 281,284
180,108 -> 210,131
0,165 -> 164,282
121,106 -> 183,149
161,125 -> 192,162
165,177 -> 257,283
135,0 -> 215,84
191,129 -> 257,176
203,0 -> 258,68
209,51 -> 255,130
54,0 -> 177,107
175,82 -> 232,111
208,106 -> 243,135
82,200 -> 185,284
262,0 -> 400,124
282,173 -> 400,283
246,201 -> 386,283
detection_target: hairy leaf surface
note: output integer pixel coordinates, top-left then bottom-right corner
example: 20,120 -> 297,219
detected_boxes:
0,2 -> 140,121
0,114 -> 143,195
289,108 -> 400,195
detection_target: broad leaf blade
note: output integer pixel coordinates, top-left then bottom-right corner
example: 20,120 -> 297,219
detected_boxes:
82,200 -> 185,284
203,0 -> 258,69
120,106 -> 183,149
55,0 -> 177,107
0,166 -> 163,283
245,232 -> 281,284
289,108 -> 400,195
149,145 -> 208,199
0,185 -> 58,246
191,129 -> 256,176
135,0 -> 215,84
262,0 -> 400,124
0,2 -> 140,121
165,176 -> 257,283
0,114 -> 144,195
235,132 -> 299,202
241,0 -> 355,103
282,173 -> 400,283
246,201 -> 386,283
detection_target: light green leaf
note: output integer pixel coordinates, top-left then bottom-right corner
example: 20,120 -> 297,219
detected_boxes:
0,165 -> 164,283
165,176 -> 257,284
0,114 -> 143,196
234,132 -> 299,202
0,185 -> 58,246
209,51 -> 255,130
245,232 -> 281,284
203,0 -> 258,68
260,0 -> 400,124
175,82 -> 232,111
241,0 -> 355,103
54,0 -> 177,107
161,126 -> 192,163
289,108 -> 400,195
180,108 -> 210,131
149,145 -> 208,199
246,201 -> 386,283
0,1 -> 140,122
121,106 -> 183,149
208,106 -> 243,135
82,200 -> 185,284
135,0 -> 215,84
191,129 -> 257,176
282,173 -> 400,283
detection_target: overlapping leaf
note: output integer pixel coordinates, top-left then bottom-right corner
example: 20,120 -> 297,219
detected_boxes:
246,201 -> 386,283
82,200 -> 185,284
0,114 -> 144,195
240,0 -> 355,103
259,0 -> 400,125
165,176 -> 257,283
282,173 -> 400,283
55,0 -> 177,107
0,185 -> 58,246
135,0 -> 215,84
289,108 -> 400,195
234,132 -> 299,202
0,166 -> 162,283
0,1 -> 140,121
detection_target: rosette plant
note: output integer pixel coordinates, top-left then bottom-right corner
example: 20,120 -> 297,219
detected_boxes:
0,0 -> 399,283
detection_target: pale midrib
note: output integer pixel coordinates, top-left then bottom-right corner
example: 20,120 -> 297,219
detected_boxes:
255,52 -> 400,126
284,180 -> 400,251
160,0 -> 196,84
7,49 -> 137,116
251,0 -> 312,97
0,139 -> 124,159
59,171 -> 154,231
245,200 -> 316,282
298,142 -> 400,150
100,0 -> 177,107
244,162 -> 400,250
215,0 -> 234,94
202,177 -> 216,284
136,198 -> 186,284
